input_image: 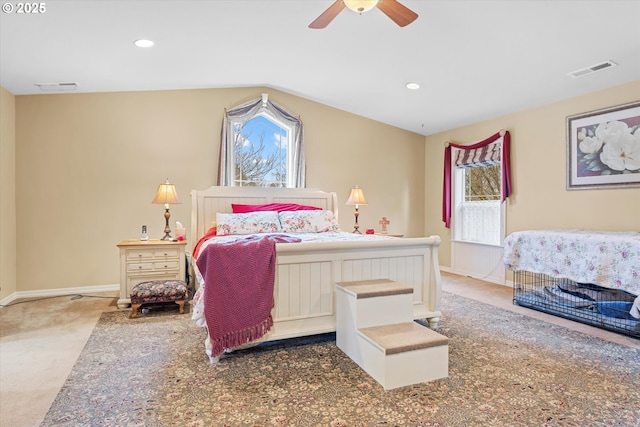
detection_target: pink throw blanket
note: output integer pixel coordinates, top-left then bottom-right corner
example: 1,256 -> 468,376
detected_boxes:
196,234 -> 301,358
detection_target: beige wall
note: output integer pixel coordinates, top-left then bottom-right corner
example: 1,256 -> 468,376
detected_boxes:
13,81 -> 638,294
1,87 -> 17,301
425,81 -> 640,269
14,87 -> 425,293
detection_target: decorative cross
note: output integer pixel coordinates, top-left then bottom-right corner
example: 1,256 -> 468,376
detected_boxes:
379,217 -> 390,233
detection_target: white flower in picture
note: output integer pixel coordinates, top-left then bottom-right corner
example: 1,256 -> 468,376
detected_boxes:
577,119 -> 640,176
578,135 -> 603,154
595,120 -> 629,142
599,128 -> 640,171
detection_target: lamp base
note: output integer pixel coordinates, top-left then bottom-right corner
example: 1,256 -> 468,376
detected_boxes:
352,209 -> 361,233
160,208 -> 173,240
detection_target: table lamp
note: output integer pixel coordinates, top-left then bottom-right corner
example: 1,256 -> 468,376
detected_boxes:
346,185 -> 368,233
151,178 -> 181,240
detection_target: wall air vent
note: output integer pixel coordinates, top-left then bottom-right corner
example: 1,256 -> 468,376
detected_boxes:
567,60 -> 617,78
35,82 -> 78,92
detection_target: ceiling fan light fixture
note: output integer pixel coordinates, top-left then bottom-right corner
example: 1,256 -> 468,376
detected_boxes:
406,82 -> 420,90
343,0 -> 379,13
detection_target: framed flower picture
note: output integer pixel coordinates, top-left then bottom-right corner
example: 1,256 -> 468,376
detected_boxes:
566,101 -> 640,190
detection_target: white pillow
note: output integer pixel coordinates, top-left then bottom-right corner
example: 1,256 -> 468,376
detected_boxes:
279,210 -> 340,233
216,211 -> 282,235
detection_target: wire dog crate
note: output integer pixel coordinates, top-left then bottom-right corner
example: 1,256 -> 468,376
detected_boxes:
513,270 -> 640,338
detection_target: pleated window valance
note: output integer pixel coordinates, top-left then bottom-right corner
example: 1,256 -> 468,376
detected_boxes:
454,141 -> 501,168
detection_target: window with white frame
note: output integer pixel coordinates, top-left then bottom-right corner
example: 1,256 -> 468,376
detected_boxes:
231,113 -> 292,187
219,94 -> 305,188
452,141 -> 505,246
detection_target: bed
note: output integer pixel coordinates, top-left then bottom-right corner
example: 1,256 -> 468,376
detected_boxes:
189,186 -> 443,362
503,229 -> 640,337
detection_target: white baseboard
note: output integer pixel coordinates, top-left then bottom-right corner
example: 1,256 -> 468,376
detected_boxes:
1,284 -> 119,307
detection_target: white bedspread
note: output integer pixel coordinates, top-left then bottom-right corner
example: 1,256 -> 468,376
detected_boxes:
503,230 -> 640,295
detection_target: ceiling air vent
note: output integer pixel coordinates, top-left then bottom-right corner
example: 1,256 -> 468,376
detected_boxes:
35,82 -> 78,92
567,60 -> 617,78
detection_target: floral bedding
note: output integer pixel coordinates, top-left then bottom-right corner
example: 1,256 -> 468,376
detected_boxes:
503,229 -> 640,295
216,210 -> 340,235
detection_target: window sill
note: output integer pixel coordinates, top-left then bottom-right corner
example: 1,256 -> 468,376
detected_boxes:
451,239 -> 503,249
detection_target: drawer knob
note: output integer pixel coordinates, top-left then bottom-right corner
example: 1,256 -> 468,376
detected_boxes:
163,252 -> 168,256
138,266 -> 142,269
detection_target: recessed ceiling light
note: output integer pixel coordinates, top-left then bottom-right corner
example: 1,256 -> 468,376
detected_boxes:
134,39 -> 154,48
406,82 -> 420,90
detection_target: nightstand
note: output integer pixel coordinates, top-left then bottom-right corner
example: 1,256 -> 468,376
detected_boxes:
116,239 -> 187,309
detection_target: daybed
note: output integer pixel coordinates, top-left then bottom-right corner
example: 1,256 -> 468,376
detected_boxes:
503,229 -> 640,337
189,186 -> 443,362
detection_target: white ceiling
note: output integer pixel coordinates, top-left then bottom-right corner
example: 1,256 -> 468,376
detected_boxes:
1,0 -> 639,136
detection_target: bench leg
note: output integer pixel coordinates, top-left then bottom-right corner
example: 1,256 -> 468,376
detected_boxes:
176,300 -> 185,314
131,303 -> 141,318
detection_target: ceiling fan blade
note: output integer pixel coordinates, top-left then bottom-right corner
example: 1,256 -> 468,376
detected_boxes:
376,0 -> 418,27
309,0 -> 346,29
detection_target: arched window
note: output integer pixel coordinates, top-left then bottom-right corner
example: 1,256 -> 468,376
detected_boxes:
218,94 -> 305,187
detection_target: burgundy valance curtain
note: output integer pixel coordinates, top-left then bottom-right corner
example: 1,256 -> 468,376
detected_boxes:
442,130 -> 511,228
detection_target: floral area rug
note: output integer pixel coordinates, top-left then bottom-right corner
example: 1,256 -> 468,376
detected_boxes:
41,292 -> 640,427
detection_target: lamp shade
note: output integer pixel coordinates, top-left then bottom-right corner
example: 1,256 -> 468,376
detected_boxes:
346,186 -> 368,206
151,179 -> 181,205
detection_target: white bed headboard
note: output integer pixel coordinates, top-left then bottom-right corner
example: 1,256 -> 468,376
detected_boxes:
190,186 -> 338,243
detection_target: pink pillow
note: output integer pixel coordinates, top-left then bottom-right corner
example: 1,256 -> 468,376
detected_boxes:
232,203 -> 322,213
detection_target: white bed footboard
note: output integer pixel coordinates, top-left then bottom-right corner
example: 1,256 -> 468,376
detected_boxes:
269,236 -> 442,340
191,186 -> 443,343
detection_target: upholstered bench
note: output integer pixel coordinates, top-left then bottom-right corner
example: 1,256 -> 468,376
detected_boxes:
130,280 -> 187,318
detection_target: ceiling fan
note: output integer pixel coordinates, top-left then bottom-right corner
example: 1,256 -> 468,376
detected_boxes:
309,0 -> 418,29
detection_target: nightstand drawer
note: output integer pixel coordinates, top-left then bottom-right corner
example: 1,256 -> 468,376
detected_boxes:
152,248 -> 180,258
126,247 -> 180,261
127,260 -> 180,273
153,260 -> 180,270
127,262 -> 154,273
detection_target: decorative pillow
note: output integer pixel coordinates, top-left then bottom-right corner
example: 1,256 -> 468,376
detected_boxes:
279,210 -> 340,233
232,203 -> 322,213
216,211 -> 282,235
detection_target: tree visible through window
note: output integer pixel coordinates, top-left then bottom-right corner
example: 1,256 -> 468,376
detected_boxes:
232,114 -> 291,187
464,165 -> 501,201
